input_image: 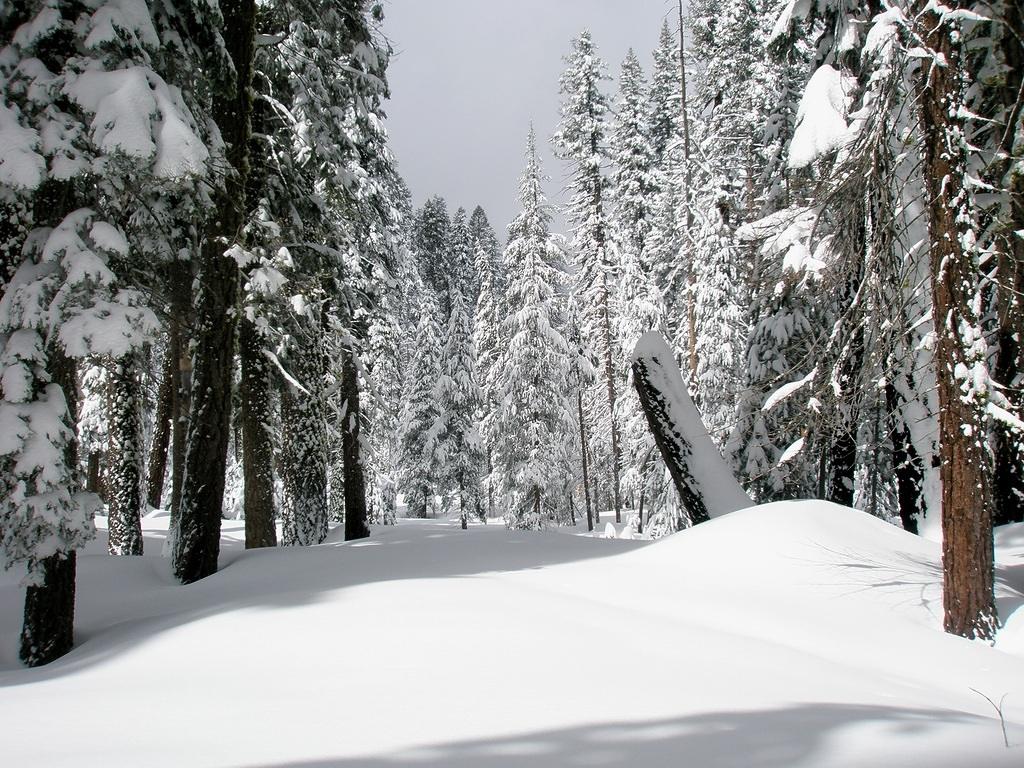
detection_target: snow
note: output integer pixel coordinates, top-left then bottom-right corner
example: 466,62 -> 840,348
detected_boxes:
2,504 -> 1023,765
0,103 -> 45,190
1,504 -> 1023,765
788,65 -> 856,169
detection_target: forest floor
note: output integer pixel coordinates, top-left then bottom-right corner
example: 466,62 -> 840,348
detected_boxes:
2,501 -> 1024,766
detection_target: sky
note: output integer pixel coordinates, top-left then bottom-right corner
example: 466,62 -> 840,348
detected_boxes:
381,0 -> 680,239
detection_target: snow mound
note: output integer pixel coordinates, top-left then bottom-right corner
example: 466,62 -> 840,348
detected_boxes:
1,504 -> 1023,767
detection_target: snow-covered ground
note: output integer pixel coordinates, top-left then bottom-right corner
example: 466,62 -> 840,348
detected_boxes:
2,502 -> 1024,767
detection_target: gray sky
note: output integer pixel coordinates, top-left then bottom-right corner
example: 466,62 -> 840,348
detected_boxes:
381,0 -> 679,239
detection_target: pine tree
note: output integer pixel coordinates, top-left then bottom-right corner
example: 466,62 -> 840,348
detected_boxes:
0,0 -> 212,662
553,31 -> 624,524
490,127 -> 575,529
398,284 -> 444,518
413,196 -> 453,315
437,287 -> 484,527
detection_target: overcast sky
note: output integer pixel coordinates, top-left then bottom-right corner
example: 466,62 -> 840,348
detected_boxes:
381,0 -> 679,239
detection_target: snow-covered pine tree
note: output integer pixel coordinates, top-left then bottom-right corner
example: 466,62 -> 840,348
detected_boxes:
608,48 -> 668,520
490,126 -> 575,529
1,0 -> 211,662
437,285 -> 484,528
553,31 -> 624,524
469,206 -> 505,296
398,284 -> 445,518
413,196 -> 453,316
473,234 -> 503,519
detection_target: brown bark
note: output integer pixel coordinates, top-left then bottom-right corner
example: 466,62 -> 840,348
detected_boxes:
991,0 -> 1024,527
173,0 -> 256,583
916,3 -> 997,640
240,317 -> 277,548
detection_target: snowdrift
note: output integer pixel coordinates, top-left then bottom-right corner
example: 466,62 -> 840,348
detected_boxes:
0,502 -> 1023,767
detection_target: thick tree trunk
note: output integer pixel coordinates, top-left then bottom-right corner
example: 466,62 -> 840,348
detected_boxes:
86,452 -> 102,495
20,347 -> 78,666
239,317 -> 276,548
146,340 -> 175,509
106,354 -> 144,556
991,0 -> 1024,527
173,0 -> 256,583
916,2 -> 997,640
577,390 -> 594,531
342,344 -> 369,541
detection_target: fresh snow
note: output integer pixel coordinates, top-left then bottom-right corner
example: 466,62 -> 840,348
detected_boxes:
2,503 -> 1023,767
788,64 -> 855,169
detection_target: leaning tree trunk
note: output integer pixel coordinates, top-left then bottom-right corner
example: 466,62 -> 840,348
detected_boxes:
341,342 -> 369,541
240,317 -> 276,548
916,1 -> 997,640
172,0 -> 256,583
106,354 -> 144,556
631,332 -> 752,525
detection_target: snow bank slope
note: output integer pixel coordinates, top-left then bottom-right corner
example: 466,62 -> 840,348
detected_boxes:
1,502 -> 1023,767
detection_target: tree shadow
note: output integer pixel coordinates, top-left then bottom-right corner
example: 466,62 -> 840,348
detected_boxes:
237,704 -> 1019,768
0,520 -> 645,681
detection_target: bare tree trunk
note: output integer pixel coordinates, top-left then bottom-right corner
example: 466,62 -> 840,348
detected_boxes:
146,341 -> 175,509
173,0 -> 256,583
240,317 -> 276,548
169,263 -> 191,524
577,390 -> 594,531
106,354 -> 144,556
600,288 -> 623,524
916,2 -> 996,640
342,343 -> 369,540
991,0 -> 1024,527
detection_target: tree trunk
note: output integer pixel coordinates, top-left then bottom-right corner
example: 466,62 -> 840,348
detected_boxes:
169,262 -> 191,523
342,344 -> 369,541
885,382 -> 924,534
173,0 -> 256,583
239,317 -> 276,548
991,0 -> 1024,527
86,452 -> 102,495
601,285 -> 623,524
916,2 -> 997,640
106,354 -> 144,556
20,348 -> 78,666
146,338 -> 175,509
577,390 -> 594,531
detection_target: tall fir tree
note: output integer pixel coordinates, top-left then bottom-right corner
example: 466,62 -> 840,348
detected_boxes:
489,127 -> 575,529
